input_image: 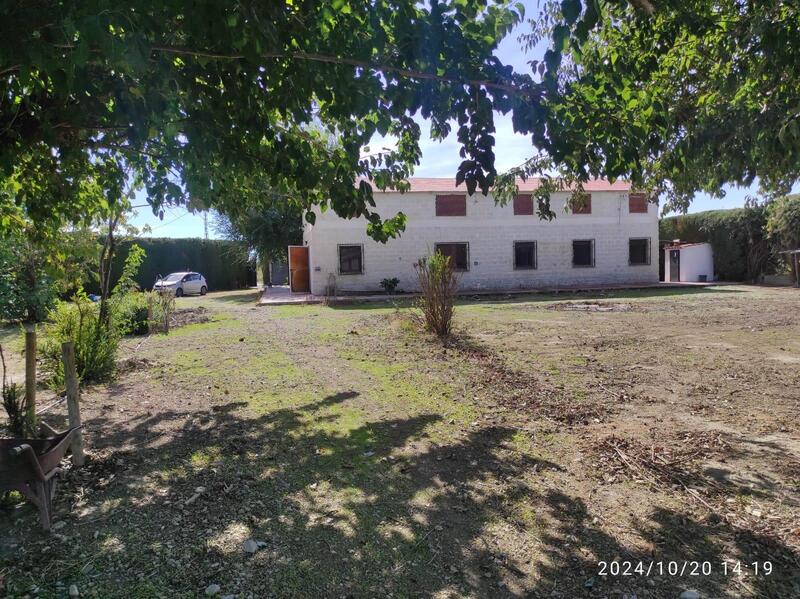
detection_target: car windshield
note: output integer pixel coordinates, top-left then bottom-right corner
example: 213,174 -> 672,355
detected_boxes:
162,273 -> 184,282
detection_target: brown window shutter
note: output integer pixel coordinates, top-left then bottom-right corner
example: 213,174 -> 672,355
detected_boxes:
435,194 -> 467,216
513,194 -> 534,215
572,193 -> 592,214
629,192 -> 648,213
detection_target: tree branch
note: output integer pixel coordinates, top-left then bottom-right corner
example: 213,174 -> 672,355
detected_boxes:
147,44 -> 535,97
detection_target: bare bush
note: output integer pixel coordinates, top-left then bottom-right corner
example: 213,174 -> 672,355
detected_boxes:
148,289 -> 176,333
414,251 -> 460,337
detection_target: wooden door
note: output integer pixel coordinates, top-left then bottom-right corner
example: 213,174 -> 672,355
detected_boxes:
669,250 -> 681,282
288,246 -> 310,293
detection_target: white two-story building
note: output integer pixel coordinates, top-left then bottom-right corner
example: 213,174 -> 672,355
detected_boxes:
291,178 -> 658,295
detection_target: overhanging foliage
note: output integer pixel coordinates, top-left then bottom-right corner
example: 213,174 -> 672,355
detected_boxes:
506,1 -> 800,212
1,1 -> 537,241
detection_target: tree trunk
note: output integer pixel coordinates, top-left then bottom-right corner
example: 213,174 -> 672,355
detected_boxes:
24,324 -> 36,426
62,341 -> 85,466
98,215 -> 118,328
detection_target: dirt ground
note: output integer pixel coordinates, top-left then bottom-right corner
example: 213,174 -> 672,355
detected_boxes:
1,285 -> 799,598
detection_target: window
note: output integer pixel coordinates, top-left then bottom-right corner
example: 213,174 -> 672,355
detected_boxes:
629,193 -> 648,214
434,242 -> 469,271
572,239 -> 595,267
629,238 -> 651,265
513,194 -> 533,215
338,245 -> 363,274
571,193 -> 592,214
514,241 -> 537,270
435,194 -> 466,216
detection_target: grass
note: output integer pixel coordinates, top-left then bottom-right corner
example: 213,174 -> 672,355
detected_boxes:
2,285 -> 799,598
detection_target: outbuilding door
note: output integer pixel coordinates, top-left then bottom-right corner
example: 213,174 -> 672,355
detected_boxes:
669,249 -> 681,282
288,246 -> 310,293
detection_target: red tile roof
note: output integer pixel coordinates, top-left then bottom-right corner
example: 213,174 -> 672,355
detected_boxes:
360,177 -> 631,193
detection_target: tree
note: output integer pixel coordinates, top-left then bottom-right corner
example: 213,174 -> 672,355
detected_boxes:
2,1 -> 533,241
766,195 -> 800,252
766,194 -> 800,283
498,1 -> 800,213
0,215 -> 96,323
213,201 -> 303,284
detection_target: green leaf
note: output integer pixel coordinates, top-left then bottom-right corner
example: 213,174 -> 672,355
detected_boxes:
561,0 -> 581,25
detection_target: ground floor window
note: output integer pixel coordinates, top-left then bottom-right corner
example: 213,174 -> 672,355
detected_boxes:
572,239 -> 595,267
514,241 -> 537,269
629,238 -> 651,265
338,244 -> 363,274
434,242 -> 469,271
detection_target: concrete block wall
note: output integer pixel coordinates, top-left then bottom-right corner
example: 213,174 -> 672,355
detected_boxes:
304,190 -> 659,295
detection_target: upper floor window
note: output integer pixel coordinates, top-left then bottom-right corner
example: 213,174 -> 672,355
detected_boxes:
514,241 -> 537,269
629,193 -> 648,213
435,194 -> 466,216
434,242 -> 469,271
572,239 -> 595,267
338,244 -> 363,275
629,238 -> 651,265
571,193 -> 592,214
513,194 -> 534,215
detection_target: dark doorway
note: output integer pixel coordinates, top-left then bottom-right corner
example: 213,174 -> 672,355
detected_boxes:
669,249 -> 681,281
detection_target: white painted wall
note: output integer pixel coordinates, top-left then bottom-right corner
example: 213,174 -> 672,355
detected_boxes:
664,243 -> 714,282
304,190 -> 659,295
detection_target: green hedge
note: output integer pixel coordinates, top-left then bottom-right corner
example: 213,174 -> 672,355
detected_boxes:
660,208 -> 768,281
87,238 -> 256,293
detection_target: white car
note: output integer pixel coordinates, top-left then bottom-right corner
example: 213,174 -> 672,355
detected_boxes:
154,272 -> 208,297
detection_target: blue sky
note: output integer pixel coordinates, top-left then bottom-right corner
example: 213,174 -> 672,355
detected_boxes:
129,1 -> 772,239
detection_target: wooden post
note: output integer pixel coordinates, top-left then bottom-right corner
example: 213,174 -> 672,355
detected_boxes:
24,324 -> 36,426
61,341 -> 85,467
147,295 -> 154,334
794,253 -> 799,288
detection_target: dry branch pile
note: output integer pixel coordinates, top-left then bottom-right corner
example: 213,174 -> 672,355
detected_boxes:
594,433 -> 729,501
593,433 -> 800,556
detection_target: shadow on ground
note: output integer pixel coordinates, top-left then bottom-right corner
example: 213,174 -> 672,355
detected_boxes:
3,386 -> 798,598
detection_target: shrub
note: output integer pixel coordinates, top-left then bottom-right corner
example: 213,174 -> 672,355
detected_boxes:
766,194 -> 800,251
113,244 -> 146,295
414,251 -> 460,337
105,288 -> 178,337
40,295 -> 120,388
146,289 -> 176,334
0,234 -> 57,323
1,345 -> 35,437
380,277 -> 400,294
110,291 -> 150,336
766,194 -> 800,278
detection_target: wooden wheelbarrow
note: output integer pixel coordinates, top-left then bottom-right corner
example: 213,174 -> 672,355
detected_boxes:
0,427 -> 82,530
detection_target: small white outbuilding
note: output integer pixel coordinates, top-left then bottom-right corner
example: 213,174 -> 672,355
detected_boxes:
663,242 -> 714,282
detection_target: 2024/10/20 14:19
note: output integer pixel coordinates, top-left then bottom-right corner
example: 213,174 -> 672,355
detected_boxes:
597,560 -> 773,577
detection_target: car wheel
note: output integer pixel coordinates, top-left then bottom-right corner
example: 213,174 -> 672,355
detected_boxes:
175,287 -> 184,297
200,286 -> 207,296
